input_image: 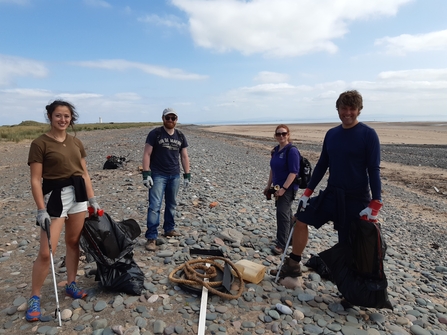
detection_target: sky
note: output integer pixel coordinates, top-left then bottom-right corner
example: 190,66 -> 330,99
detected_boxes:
0,0 -> 447,126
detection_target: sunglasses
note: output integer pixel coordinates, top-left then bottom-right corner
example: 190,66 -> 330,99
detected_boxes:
275,132 -> 288,137
164,116 -> 177,121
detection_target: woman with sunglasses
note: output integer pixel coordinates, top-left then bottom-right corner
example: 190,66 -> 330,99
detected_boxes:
26,100 -> 101,321
264,124 -> 300,255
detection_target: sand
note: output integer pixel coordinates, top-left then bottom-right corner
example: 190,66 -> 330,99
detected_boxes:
201,121 -> 447,145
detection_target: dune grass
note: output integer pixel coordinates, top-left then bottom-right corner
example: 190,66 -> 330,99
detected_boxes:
0,121 -> 159,143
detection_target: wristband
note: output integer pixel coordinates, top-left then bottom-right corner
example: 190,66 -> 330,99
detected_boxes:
142,171 -> 151,178
303,188 -> 313,197
370,199 -> 382,210
183,173 -> 191,180
282,186 -> 288,190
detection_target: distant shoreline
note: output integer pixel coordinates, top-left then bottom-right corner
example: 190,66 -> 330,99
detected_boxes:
192,121 -> 447,127
193,121 -> 447,146
191,120 -> 447,127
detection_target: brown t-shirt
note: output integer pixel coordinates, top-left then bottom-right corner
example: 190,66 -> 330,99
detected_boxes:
28,134 -> 86,179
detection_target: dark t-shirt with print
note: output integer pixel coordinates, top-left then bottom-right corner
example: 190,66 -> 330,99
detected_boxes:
145,126 -> 188,175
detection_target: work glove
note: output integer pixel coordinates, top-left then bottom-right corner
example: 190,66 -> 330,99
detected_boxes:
36,209 -> 51,231
359,200 -> 383,221
183,173 -> 191,188
297,188 -> 313,211
88,196 -> 101,215
142,171 -> 153,188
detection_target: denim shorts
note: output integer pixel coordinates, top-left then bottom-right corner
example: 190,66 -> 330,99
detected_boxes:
44,186 -> 88,218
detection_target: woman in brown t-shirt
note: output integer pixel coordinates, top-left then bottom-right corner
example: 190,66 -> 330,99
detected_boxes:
25,100 -> 101,322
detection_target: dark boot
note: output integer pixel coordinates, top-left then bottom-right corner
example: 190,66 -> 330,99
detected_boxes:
271,257 -> 302,279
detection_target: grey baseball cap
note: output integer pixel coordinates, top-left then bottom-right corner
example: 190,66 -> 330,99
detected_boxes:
162,108 -> 177,117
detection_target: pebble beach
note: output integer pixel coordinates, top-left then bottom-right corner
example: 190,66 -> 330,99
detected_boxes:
0,123 -> 447,335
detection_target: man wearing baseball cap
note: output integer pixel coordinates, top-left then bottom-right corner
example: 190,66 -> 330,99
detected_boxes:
142,108 -> 191,251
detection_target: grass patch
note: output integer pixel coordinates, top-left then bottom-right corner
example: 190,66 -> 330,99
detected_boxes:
0,121 -> 160,143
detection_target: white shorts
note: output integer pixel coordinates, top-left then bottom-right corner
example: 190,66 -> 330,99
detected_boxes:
44,186 -> 88,218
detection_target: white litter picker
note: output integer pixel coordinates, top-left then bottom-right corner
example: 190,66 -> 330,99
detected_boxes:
44,218 -> 62,327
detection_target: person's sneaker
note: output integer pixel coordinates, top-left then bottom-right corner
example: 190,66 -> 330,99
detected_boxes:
65,281 -> 87,299
164,230 -> 181,237
25,295 -> 41,322
145,239 -> 157,251
270,257 -> 302,279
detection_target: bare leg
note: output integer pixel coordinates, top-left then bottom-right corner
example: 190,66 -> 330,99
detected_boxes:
31,218 -> 65,297
291,219 -> 308,256
64,211 -> 86,284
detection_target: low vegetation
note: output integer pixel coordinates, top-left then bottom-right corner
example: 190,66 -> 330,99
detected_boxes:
0,121 -> 159,143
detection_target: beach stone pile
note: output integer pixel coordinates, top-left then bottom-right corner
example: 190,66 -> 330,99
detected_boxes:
0,125 -> 446,335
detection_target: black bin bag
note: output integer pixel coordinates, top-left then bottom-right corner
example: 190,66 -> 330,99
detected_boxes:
80,212 -> 144,295
318,218 -> 393,310
95,253 -> 145,296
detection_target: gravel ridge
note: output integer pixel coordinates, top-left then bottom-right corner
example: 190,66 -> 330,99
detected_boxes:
0,125 -> 446,335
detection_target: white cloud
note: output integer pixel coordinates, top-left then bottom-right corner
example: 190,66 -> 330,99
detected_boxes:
224,81 -> 344,105
0,55 -> 48,86
254,71 -> 289,83
58,93 -> 104,100
0,88 -> 52,97
0,89 -> 103,101
346,69 -> 447,93
83,0 -> 111,8
378,68 -> 447,81
172,0 -> 411,58
138,14 -> 186,30
72,59 -> 208,80
375,29 -> 447,55
173,102 -> 193,106
315,80 -> 347,91
354,80 -> 447,91
239,83 -> 312,95
314,90 -> 338,100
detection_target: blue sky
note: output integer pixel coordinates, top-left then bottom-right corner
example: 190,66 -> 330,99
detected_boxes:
0,0 -> 446,126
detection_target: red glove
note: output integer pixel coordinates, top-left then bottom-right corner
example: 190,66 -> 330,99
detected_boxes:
359,200 -> 382,221
88,206 -> 104,217
297,188 -> 313,211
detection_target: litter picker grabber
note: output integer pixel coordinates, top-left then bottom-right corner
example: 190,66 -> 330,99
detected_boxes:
197,263 -> 210,335
274,202 -> 302,283
44,218 -> 62,327
275,222 -> 295,283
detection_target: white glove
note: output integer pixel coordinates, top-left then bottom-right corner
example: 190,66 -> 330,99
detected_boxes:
297,188 -> 313,211
143,176 -> 153,188
359,200 -> 383,221
183,173 -> 191,188
36,209 -> 51,231
88,196 -> 101,215
142,171 -> 154,188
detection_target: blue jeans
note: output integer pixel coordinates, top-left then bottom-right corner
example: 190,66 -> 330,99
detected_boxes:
145,173 -> 181,240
